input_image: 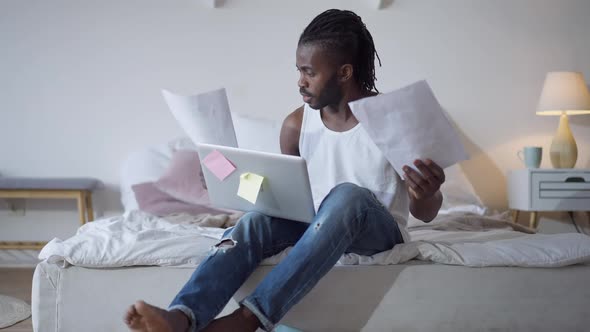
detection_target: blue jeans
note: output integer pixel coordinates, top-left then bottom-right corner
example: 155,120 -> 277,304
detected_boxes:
168,183 -> 405,331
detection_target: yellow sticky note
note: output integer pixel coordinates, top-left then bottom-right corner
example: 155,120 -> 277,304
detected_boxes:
237,172 -> 264,204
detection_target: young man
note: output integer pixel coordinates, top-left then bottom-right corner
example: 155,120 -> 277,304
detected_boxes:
125,9 -> 445,332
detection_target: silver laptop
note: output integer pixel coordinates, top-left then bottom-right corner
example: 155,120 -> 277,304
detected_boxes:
197,143 -> 316,223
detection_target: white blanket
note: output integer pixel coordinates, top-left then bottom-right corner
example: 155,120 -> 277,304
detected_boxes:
39,210 -> 590,268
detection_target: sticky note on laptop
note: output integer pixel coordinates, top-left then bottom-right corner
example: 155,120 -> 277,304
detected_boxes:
202,150 -> 236,181
237,172 -> 264,204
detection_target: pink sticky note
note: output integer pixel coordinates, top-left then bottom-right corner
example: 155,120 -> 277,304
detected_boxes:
202,150 -> 236,181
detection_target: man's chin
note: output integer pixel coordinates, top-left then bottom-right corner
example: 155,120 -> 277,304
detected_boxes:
307,102 -> 322,110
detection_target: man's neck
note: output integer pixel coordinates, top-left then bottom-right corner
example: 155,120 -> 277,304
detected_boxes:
321,87 -> 373,130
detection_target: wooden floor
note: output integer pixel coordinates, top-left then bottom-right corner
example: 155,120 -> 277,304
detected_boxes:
0,268 -> 34,332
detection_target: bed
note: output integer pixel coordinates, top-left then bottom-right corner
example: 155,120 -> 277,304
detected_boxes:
31,112 -> 590,331
32,258 -> 590,332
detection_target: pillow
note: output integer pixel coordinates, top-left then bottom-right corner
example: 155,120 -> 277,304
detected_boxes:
119,142 -> 178,212
163,113 -> 282,153
154,150 -> 209,205
407,164 -> 487,228
119,113 -> 282,212
232,112 -> 281,153
162,112 -> 282,153
168,135 -> 198,151
438,164 -> 486,215
134,149 -> 236,217
132,182 -> 227,217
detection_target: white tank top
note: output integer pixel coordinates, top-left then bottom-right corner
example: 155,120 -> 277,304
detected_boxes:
299,103 -> 410,242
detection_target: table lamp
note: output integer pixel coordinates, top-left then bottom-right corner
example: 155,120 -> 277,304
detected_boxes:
536,71 -> 590,168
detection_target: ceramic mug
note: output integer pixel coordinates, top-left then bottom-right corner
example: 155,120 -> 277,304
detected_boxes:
517,146 -> 542,168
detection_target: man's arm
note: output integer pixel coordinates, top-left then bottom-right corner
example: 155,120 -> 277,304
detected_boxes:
403,159 -> 445,222
280,106 -> 304,156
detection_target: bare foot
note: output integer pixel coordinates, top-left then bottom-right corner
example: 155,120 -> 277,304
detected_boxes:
202,306 -> 261,332
124,300 -> 189,332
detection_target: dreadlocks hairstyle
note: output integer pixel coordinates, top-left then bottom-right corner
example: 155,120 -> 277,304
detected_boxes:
298,9 -> 382,93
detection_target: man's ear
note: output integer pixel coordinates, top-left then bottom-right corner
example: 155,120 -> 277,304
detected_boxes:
339,64 -> 354,83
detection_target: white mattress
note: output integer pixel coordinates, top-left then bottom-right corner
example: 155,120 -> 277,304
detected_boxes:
38,211 -> 590,269
32,260 -> 590,332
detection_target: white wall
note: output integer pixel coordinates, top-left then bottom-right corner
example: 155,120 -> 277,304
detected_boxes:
1,0 -> 589,241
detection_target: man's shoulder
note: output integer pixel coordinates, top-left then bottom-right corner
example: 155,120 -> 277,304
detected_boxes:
280,105 -> 305,156
283,105 -> 305,130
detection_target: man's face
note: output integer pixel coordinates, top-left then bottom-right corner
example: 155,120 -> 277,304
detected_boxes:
296,43 -> 343,110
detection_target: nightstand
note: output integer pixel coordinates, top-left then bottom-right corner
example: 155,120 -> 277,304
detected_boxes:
507,169 -> 590,229
0,177 -> 102,250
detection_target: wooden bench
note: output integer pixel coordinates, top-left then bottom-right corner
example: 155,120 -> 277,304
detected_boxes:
0,177 -> 102,250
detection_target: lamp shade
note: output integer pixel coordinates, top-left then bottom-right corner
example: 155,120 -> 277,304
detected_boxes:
536,71 -> 590,116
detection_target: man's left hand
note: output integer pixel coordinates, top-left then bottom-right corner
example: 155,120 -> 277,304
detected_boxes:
403,159 -> 445,200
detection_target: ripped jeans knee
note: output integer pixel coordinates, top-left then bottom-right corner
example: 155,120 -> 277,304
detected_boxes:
211,237 -> 237,254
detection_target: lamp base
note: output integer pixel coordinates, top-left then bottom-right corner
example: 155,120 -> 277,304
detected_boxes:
550,113 -> 577,168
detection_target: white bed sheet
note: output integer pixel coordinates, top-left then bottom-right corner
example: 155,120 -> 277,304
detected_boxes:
39,211 -> 590,269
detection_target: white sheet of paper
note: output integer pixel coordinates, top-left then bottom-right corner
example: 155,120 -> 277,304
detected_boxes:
349,80 -> 468,176
162,88 -> 238,147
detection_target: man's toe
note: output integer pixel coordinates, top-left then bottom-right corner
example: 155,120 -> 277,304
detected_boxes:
125,304 -> 144,328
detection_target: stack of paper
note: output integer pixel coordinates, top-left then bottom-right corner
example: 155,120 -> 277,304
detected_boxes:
162,88 -> 238,147
349,80 -> 468,175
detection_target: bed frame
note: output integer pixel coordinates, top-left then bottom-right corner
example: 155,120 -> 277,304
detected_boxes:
32,260 -> 590,331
